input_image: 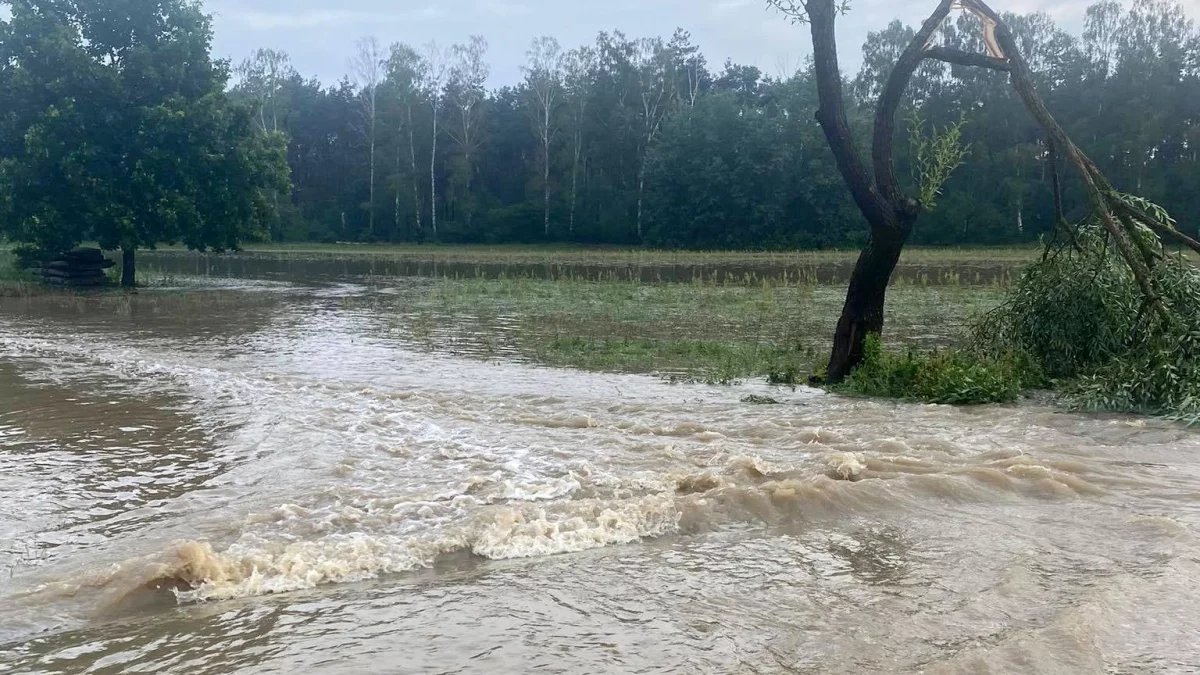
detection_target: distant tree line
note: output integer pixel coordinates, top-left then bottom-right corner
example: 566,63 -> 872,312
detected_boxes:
232,0 -> 1199,249
3,0 -> 1196,256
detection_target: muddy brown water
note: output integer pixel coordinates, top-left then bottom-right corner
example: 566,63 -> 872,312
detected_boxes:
2,280 -> 1200,674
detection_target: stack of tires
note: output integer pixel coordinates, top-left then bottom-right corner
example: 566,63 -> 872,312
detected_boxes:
36,248 -> 114,286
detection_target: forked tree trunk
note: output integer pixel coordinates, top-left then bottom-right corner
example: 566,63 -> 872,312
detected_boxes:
800,0 -> 948,382
780,0 -> 1186,381
121,247 -> 136,288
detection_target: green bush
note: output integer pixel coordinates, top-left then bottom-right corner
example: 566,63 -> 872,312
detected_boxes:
839,334 -> 1034,405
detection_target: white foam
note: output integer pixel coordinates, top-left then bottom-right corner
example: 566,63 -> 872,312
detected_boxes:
828,452 -> 867,480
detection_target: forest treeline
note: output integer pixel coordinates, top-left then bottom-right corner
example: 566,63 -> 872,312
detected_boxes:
234,0 -> 1200,249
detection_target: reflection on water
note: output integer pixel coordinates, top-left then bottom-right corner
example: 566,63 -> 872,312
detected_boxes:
0,362 -> 226,568
1,281 -> 1199,674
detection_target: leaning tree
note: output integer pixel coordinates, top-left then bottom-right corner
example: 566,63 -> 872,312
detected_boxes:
769,0 -> 1200,382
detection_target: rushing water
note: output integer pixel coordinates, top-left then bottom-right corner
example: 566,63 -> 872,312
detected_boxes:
1,281 -> 1199,674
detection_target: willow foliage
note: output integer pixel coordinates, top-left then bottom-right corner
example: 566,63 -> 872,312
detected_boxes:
974,222 -> 1200,422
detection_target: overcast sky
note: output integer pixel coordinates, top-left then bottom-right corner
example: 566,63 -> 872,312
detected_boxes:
205,0 -> 1198,87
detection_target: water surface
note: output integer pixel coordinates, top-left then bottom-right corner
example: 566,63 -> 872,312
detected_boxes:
1,282 -> 1198,674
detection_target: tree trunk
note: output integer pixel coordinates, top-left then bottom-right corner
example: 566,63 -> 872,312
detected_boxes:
570,141 -> 580,236
636,167 -> 646,241
272,189 -> 281,242
407,106 -> 421,235
825,227 -> 911,382
369,126 -> 376,240
400,132 -> 410,237
768,0 -> 1178,381
802,0 -> 946,382
431,109 -> 438,238
121,247 -> 136,288
543,127 -> 551,238
465,146 -> 473,229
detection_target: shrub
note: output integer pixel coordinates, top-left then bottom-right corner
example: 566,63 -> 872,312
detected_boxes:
839,334 -> 1033,405
973,224 -> 1200,423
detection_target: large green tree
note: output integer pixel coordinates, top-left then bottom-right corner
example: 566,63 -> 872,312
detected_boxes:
0,0 -> 290,286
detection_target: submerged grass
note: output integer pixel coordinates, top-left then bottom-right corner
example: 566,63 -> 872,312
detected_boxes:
221,242 -> 1042,266
4,242 -> 1010,387
0,250 -> 41,296
365,277 -> 1004,384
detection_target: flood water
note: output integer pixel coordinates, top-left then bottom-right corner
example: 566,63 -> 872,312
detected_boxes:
2,279 -> 1199,674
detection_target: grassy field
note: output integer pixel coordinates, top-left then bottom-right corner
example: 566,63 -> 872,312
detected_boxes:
2,244 -> 1012,382
134,243 -> 1031,287
173,242 -> 1044,266
355,277 -> 1005,383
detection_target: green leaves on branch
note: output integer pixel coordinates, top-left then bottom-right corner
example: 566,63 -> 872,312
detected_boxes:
907,112 -> 969,211
0,0 -> 291,260
764,0 -> 854,25
974,221 -> 1200,423
1112,192 -> 1176,230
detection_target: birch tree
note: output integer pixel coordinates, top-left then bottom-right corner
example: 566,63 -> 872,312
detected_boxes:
562,46 -> 596,235
234,48 -> 294,241
351,36 -> 385,239
633,37 -> 675,240
448,36 -> 489,229
524,36 -> 564,238
422,41 -> 449,238
235,48 -> 294,133
387,43 -> 425,235
668,29 -> 706,109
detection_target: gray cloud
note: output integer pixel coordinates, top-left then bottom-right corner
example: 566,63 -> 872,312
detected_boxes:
207,0 -> 1199,87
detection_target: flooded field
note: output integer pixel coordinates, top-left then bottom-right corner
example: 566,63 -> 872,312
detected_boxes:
2,264 -> 1199,673
137,247 -> 1023,286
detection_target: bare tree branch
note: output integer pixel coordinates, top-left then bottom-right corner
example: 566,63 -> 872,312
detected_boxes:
1044,136 -> 1083,254
871,0 -> 953,212
967,1 -> 1168,319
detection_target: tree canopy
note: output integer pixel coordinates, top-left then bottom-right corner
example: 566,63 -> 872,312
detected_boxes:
213,1 -> 1197,249
2,0 -> 1196,253
0,0 -> 290,283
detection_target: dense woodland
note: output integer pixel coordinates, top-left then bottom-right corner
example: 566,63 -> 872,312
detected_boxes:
233,0 -> 1200,248
1,0 -> 1197,253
